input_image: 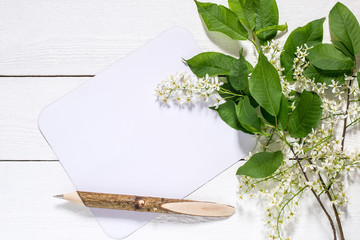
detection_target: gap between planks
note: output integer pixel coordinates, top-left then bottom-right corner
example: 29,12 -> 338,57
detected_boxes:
0,159 -> 246,162
0,75 -> 94,78
0,159 -> 59,162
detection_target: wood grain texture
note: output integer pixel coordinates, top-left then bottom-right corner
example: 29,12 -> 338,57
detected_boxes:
1,0 -> 360,239
0,77 -> 86,160
1,162 -> 360,240
0,0 -> 358,75
77,191 -> 235,217
78,191 -> 195,213
0,162 -> 109,240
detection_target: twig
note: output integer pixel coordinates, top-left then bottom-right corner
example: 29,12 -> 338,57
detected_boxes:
340,79 -> 352,150
276,186 -> 307,239
313,77 -> 353,240
333,76 -> 355,240
307,158 -> 345,240
289,147 -> 337,240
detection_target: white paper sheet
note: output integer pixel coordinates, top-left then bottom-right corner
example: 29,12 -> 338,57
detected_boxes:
38,27 -> 256,239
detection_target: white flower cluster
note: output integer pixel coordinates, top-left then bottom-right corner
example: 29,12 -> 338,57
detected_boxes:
262,40 -> 284,73
240,40 -> 360,239
154,72 -> 224,108
346,75 -> 360,122
239,133 -> 306,239
156,40 -> 360,240
293,45 -> 311,79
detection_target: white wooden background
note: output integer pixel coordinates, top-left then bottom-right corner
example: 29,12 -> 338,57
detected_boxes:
1,0 -> 360,239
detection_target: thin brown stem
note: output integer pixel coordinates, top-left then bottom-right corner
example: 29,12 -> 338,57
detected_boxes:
332,204 -> 345,240
341,79 -> 352,150
307,157 -> 345,240
289,147 -> 337,240
330,77 -> 354,240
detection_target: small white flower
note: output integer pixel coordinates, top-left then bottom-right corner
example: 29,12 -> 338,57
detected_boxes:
329,79 -> 341,93
211,77 -> 223,91
290,101 -> 296,111
213,96 -> 224,109
154,72 -> 224,106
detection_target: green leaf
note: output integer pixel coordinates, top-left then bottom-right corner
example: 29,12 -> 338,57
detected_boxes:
246,61 -> 254,73
236,96 -> 263,133
308,44 -> 354,72
280,18 -> 325,81
329,2 -> 360,56
186,52 -> 236,77
229,54 -> 249,90
260,95 -> 288,130
256,24 -> 288,35
288,90 -> 322,138
228,0 -> 256,29
288,91 -> 301,107
260,107 -> 275,126
303,64 -> 345,85
253,0 -> 279,43
331,39 -> 353,58
195,0 -> 248,40
277,95 -> 289,131
215,100 -> 252,133
237,151 -> 283,178
249,53 -> 282,116
248,93 -> 259,108
358,74 -> 360,87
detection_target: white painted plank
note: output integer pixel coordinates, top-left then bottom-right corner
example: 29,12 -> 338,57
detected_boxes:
0,77 -> 87,160
1,1 -> 360,239
0,161 -> 108,240
0,0 -> 359,74
1,0 -> 360,160
1,161 -> 360,239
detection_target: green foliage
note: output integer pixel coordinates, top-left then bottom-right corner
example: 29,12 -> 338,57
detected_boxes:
260,107 -> 276,125
253,0 -> 279,44
237,151 -> 283,178
236,97 -> 263,134
249,53 -> 282,116
195,0 -> 285,48
277,95 -> 289,131
218,82 -> 240,102
183,2 -> 360,238
185,52 -> 236,77
215,100 -> 251,133
308,44 -> 354,72
303,64 -> 345,84
288,90 -> 322,138
247,93 -> 259,108
229,54 -> 249,90
228,0 -> 256,30
188,1 -> 359,199
281,18 -> 325,81
260,95 -> 288,130
329,2 -> 360,57
255,24 -> 287,35
195,0 -> 248,40
246,61 -> 254,73
288,91 -> 301,107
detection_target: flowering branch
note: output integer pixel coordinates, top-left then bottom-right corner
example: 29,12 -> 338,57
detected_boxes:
157,1 -> 360,239
341,78 -> 353,151
278,127 -> 338,239
290,146 -> 337,240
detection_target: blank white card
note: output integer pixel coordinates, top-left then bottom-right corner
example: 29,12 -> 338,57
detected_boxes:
38,27 -> 256,239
